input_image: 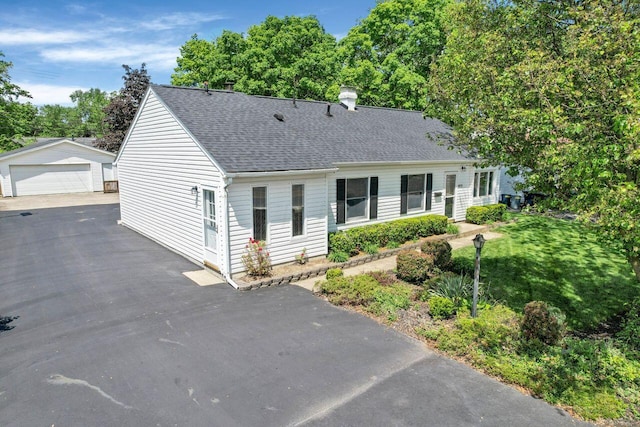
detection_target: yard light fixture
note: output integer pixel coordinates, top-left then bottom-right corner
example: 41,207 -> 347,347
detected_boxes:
472,234 -> 486,318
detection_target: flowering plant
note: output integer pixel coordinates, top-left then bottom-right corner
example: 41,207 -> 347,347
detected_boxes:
241,238 -> 272,277
295,248 -> 308,265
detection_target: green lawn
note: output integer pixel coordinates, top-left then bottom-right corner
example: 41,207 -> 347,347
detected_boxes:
453,215 -> 639,331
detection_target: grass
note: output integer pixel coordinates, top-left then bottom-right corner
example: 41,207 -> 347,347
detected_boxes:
452,214 -> 640,331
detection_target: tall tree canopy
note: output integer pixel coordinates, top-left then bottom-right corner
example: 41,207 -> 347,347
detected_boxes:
0,52 -> 37,152
333,0 -> 450,110
426,0 -> 640,279
172,16 -> 338,100
96,64 -> 150,152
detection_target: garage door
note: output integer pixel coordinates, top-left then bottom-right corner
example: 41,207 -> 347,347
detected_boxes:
11,164 -> 92,196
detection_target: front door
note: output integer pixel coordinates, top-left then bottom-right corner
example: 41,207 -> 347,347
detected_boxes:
203,189 -> 218,267
445,174 -> 456,219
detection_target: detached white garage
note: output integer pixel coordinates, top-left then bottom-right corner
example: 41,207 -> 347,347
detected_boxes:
0,138 -> 117,197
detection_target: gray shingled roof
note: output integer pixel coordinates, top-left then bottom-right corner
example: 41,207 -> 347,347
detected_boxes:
0,137 -> 100,159
151,85 -> 468,173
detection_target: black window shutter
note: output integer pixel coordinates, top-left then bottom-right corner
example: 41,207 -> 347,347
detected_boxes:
425,173 -> 433,211
369,177 -> 378,220
336,179 -> 346,224
400,175 -> 408,214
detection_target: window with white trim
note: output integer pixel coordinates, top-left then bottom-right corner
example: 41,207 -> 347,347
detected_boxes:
401,173 -> 433,214
474,171 -> 495,197
336,177 -> 378,224
252,186 -> 267,241
292,184 -> 304,237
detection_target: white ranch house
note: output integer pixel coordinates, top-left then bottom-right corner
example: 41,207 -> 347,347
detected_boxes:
115,85 -> 499,287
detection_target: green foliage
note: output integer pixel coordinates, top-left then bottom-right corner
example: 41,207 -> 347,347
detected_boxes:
396,250 -> 435,283
370,285 -> 413,320
0,51 -> 37,151
317,274 -> 379,305
427,0 -> 640,281
420,240 -> 452,270
367,270 -> 398,287
428,296 -> 455,319
466,204 -> 506,225
241,238 -> 272,277
325,268 -> 344,280
96,64 -> 150,152
173,16 -> 338,101
521,301 -> 566,346
446,223 -> 459,235
327,251 -> 349,263
328,214 -> 448,259
427,274 -> 471,306
332,0 -> 450,110
452,215 -> 639,330
618,297 -> 640,351
386,241 -> 400,249
362,243 -> 379,255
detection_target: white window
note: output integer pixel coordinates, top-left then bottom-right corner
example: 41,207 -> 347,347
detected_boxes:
292,184 -> 304,237
474,171 -> 495,197
252,187 -> 267,241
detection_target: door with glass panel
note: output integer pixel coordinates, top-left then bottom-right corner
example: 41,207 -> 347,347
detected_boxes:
203,189 -> 218,267
445,174 -> 456,219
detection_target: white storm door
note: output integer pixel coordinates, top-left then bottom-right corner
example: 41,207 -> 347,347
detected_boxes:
203,189 -> 218,266
445,174 -> 456,219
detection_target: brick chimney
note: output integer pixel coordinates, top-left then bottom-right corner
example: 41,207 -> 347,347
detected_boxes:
338,86 -> 357,111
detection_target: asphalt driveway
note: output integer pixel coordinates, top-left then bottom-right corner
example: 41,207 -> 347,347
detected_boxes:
0,203 -> 590,426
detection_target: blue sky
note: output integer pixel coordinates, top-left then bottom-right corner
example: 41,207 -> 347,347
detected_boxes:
1,0 -> 376,106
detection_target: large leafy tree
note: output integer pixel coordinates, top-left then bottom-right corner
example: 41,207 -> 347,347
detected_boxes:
332,0 -> 450,110
96,64 -> 150,152
70,88 -> 111,137
0,52 -> 37,152
426,0 -> 640,280
172,16 -> 338,100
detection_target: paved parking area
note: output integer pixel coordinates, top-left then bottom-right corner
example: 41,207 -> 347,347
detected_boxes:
0,191 -> 119,211
0,203 -> 590,426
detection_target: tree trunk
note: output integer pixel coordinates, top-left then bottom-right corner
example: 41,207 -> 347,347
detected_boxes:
631,255 -> 640,282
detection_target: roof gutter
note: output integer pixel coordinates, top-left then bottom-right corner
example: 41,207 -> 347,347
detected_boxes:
332,160 -> 472,167
226,168 -> 339,178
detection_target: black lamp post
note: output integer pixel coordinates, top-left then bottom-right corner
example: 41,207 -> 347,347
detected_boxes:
472,234 -> 486,318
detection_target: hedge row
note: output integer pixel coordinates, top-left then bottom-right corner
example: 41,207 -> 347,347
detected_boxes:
329,214 -> 448,256
466,204 -> 507,224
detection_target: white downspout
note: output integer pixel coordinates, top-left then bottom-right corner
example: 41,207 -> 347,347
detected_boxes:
222,176 -> 239,289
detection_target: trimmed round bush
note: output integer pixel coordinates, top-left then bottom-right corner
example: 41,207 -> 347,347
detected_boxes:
421,240 -> 452,270
326,268 -> 344,280
396,250 -> 435,283
429,296 -> 456,319
521,301 -> 566,346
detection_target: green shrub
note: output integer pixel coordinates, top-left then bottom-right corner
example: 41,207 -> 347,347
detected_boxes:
446,223 -> 459,235
396,250 -> 435,283
521,301 -> 566,346
318,274 -> 379,305
328,214 -> 448,259
328,232 -> 358,256
362,243 -> 379,254
449,256 -> 473,275
326,268 -> 344,280
367,270 -> 398,286
466,204 -> 507,224
427,274 -> 472,309
327,251 -> 349,263
618,297 -> 640,351
421,240 -> 452,270
386,241 -> 400,249
429,296 -> 456,319
370,285 -> 413,320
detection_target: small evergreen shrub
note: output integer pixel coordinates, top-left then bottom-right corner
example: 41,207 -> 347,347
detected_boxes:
327,251 -> 349,263
241,238 -> 272,276
420,240 -> 452,270
386,241 -> 400,249
449,256 -> 473,275
370,285 -> 413,320
446,223 -> 459,235
618,297 -> 640,351
466,204 -> 507,224
318,274 -> 379,305
521,301 -> 566,346
429,296 -> 456,319
328,232 -> 358,256
362,243 -> 379,255
396,250 -> 435,283
326,268 -> 344,280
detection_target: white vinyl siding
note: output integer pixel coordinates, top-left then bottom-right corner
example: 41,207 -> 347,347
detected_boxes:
228,175 -> 327,274
0,140 -> 115,197
117,91 -> 225,269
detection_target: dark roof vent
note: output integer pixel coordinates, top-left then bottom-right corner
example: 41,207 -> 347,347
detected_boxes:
274,113 -> 285,122
224,81 -> 235,91
326,103 -> 332,117
292,97 -> 297,108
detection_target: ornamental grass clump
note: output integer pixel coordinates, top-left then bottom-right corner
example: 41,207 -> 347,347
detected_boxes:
241,238 -> 272,277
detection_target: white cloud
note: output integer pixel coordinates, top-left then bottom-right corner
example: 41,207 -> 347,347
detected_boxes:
0,29 -> 92,45
15,82 -> 90,106
41,44 -> 180,71
140,12 -> 226,31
